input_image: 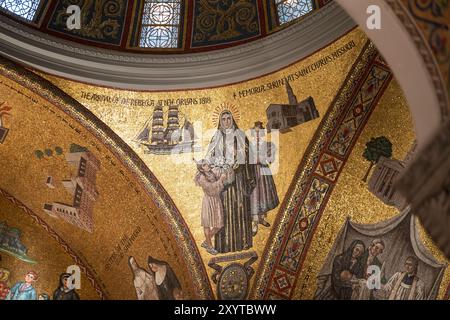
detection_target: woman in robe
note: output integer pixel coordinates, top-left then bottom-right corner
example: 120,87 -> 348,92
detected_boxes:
329,240 -> 366,299
206,110 -> 256,253
129,256 -> 159,300
147,256 -> 183,300
53,273 -> 80,300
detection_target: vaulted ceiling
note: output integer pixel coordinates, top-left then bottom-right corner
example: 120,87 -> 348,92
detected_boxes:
0,0 -> 331,53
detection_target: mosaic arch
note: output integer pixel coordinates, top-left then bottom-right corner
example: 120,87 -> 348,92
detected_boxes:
35,27 -> 449,300
0,26 -> 449,300
0,56 -> 213,299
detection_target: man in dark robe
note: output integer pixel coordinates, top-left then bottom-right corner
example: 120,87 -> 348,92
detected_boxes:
53,273 -> 80,300
148,256 -> 183,300
350,239 -> 387,299
206,110 -> 256,253
361,239 -> 386,283
330,240 -> 366,299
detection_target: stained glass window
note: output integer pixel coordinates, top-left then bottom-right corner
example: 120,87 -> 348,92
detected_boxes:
275,0 -> 314,25
0,0 -> 41,21
139,0 -> 181,48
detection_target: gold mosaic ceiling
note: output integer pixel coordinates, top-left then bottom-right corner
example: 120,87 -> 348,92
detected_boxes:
0,27 -> 448,300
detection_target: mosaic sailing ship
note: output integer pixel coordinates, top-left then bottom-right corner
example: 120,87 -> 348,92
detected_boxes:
134,105 -> 200,155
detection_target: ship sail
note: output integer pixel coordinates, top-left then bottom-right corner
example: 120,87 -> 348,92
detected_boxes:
151,105 -> 165,144
135,122 -> 150,142
134,117 -> 152,143
134,105 -> 200,154
181,119 -> 197,142
164,105 -> 181,145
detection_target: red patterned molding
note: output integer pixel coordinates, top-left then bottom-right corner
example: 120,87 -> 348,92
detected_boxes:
251,41 -> 394,299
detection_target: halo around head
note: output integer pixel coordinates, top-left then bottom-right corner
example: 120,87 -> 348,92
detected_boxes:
212,103 -> 240,127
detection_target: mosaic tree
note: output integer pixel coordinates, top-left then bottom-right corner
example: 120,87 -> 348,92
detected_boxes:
362,136 -> 393,182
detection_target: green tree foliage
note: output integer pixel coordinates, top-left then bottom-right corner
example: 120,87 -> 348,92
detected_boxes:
34,150 -> 44,159
44,149 -> 53,157
55,146 -> 63,155
362,136 -> 393,182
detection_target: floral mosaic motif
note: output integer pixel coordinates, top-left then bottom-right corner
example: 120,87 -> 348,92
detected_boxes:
270,268 -> 295,297
191,0 -> 260,47
329,66 -> 390,157
48,0 -> 127,45
260,47 -> 394,299
315,153 -> 343,182
280,178 -> 329,272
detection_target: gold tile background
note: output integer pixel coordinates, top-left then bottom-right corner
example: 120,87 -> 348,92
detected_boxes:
293,80 -> 449,300
41,29 -> 370,297
0,26 -> 446,299
0,195 -> 100,299
0,76 -> 198,299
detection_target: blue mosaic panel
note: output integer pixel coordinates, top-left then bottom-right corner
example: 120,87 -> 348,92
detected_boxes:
191,0 -> 260,48
47,0 -> 127,46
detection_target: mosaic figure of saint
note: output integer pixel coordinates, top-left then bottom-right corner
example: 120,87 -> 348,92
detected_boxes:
350,239 -> 387,300
206,110 -> 256,253
129,256 -> 159,300
0,268 -> 10,300
249,121 -> 279,236
329,240 -> 366,300
147,256 -> 183,300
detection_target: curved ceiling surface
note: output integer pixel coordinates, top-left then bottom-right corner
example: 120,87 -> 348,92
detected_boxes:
1,27 -> 449,300
0,1 -> 356,90
0,0 -> 331,53
0,57 -> 212,299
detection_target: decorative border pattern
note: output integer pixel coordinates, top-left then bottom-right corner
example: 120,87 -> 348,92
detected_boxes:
46,0 -> 128,46
0,2 -> 356,90
0,0 -> 331,53
251,41 -> 394,299
385,0 -> 449,120
0,57 -> 214,299
190,0 -> 261,48
403,0 -> 449,89
0,188 -> 107,300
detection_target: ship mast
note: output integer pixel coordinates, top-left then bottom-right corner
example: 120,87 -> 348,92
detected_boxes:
165,105 -> 180,145
151,105 -> 165,144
